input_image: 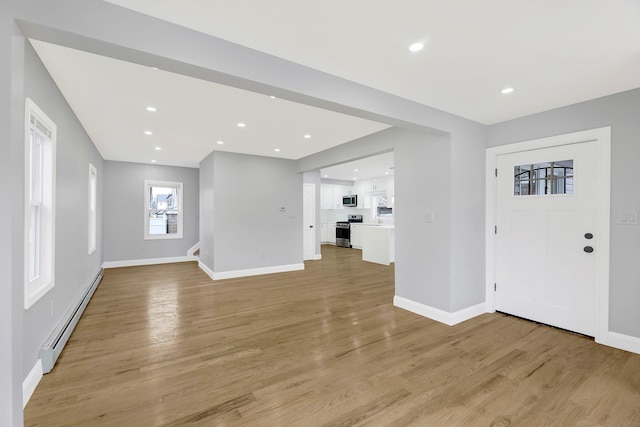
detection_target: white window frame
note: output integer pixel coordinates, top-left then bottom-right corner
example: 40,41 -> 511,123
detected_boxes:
144,180 -> 183,240
24,98 -> 56,309
88,163 -> 97,255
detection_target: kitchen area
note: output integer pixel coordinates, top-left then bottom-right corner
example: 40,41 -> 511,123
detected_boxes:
319,160 -> 395,265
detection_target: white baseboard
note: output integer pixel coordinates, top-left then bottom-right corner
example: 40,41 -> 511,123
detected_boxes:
313,254 -> 322,260
23,359 -> 43,408
187,242 -> 199,257
102,255 -> 197,269
198,262 -> 305,281
597,331 -> 640,355
198,260 -> 215,281
393,296 -> 488,326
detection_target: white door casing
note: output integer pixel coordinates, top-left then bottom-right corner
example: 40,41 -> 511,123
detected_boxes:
303,183 -> 316,261
486,127 -> 611,342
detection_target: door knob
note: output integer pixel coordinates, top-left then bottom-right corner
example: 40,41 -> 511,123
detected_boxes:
584,246 -> 594,253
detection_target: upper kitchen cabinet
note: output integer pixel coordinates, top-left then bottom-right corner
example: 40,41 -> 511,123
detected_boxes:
321,183 -> 354,209
355,176 -> 394,209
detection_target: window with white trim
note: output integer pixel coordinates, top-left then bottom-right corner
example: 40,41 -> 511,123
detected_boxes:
25,98 -> 56,309
88,163 -> 97,254
144,180 -> 183,240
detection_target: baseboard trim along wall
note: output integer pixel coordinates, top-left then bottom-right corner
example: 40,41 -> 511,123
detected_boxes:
393,296 -> 488,326
313,254 -> 322,260
187,242 -> 199,257
102,255 -> 197,269
23,359 -> 43,408
598,331 -> 640,355
198,261 -> 305,281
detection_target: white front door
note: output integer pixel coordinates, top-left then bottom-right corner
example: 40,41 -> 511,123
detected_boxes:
303,183 -> 316,261
495,140 -> 599,336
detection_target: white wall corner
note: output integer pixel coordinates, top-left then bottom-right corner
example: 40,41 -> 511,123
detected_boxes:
393,296 -> 488,326
23,359 -> 43,408
597,331 -> 640,355
313,254 -> 322,260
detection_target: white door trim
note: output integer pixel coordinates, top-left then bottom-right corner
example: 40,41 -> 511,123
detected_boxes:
486,127 -> 611,343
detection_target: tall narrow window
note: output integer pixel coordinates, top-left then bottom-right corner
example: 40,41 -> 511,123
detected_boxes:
25,98 -> 56,309
144,180 -> 183,240
88,163 -> 97,255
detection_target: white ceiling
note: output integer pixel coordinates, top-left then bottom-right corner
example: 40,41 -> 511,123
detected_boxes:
321,152 -> 394,182
30,40 -> 389,169
30,1 -> 640,177
102,0 -> 640,124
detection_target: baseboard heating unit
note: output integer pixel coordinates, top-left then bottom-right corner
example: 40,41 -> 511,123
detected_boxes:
40,270 -> 103,374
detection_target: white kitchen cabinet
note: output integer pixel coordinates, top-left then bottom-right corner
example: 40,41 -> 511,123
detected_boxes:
328,224 -> 336,244
321,184 -> 352,209
362,225 -> 395,265
321,184 -> 333,209
350,224 -> 363,249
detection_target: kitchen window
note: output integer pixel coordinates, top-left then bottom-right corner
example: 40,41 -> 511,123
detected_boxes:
144,180 -> 183,240
25,98 -> 56,309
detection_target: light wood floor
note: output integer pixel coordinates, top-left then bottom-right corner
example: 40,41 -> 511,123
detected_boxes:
25,245 -> 640,426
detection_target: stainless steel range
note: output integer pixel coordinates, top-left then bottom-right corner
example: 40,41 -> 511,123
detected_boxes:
336,214 -> 363,248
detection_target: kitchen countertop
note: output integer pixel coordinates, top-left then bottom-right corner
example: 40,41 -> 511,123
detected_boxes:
354,223 -> 394,228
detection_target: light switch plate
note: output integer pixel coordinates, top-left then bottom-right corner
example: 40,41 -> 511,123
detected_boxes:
618,211 -> 638,225
425,212 -> 434,223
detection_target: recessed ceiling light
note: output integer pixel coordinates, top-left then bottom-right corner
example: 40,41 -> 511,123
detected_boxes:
144,131 -> 153,135
237,122 -> 246,128
151,67 -> 159,70
154,147 -> 162,151
270,95 -> 276,99
323,174 -> 328,178
501,87 -> 514,94
385,172 -> 389,175
353,177 -> 357,180
146,106 -> 157,112
408,42 -> 425,52
151,160 -> 157,163
354,169 -> 359,172
304,134 -> 311,139
274,148 -> 281,152
217,140 -> 224,145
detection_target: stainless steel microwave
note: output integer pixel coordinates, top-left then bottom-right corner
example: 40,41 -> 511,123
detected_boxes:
342,194 -> 357,207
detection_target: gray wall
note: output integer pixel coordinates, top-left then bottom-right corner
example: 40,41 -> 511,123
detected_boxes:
1,5 -> 25,425
103,161 -> 199,262
488,88 -> 640,338
22,39 -> 105,383
200,151 -> 303,273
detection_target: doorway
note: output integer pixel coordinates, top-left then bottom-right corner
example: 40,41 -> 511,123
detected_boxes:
486,127 -> 611,339
303,183 -> 316,260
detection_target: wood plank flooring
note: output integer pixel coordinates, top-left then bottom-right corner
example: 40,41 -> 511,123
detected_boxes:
25,245 -> 640,426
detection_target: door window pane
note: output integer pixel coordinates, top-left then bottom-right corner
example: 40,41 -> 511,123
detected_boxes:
514,160 -> 573,195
